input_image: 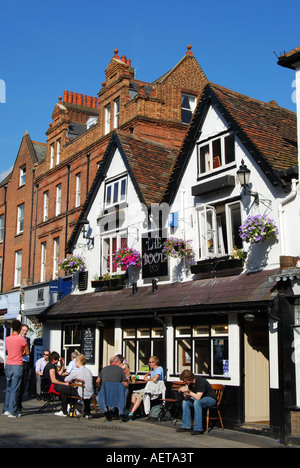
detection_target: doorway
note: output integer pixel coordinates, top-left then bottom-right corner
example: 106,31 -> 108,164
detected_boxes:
244,317 -> 270,424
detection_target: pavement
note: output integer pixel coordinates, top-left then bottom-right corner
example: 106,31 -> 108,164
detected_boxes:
0,375 -> 291,452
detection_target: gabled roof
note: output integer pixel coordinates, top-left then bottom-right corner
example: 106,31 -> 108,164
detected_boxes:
67,130 -> 178,252
163,82 -> 298,205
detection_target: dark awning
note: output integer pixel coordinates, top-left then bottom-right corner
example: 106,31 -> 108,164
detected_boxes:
41,268 -> 279,322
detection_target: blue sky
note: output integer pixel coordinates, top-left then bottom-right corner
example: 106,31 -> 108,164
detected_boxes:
0,0 -> 299,181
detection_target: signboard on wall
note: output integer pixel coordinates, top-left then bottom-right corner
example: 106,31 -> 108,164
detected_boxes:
141,230 -> 168,279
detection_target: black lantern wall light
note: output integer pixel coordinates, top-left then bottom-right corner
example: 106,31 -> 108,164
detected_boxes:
236,160 -> 259,205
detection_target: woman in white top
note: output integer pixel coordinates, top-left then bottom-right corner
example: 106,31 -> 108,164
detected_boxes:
64,354 -> 94,417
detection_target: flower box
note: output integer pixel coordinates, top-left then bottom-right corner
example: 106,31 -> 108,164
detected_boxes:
190,256 -> 244,278
91,274 -> 127,290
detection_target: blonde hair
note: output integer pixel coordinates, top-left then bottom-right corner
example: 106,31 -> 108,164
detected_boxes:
75,354 -> 86,366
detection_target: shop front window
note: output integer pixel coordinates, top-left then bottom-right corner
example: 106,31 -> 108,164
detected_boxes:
123,326 -> 164,374
175,321 -> 229,377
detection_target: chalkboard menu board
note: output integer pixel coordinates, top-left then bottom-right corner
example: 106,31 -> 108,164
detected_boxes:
82,326 -> 95,364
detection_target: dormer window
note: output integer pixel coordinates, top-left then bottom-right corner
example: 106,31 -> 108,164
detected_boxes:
105,176 -> 127,208
19,165 -> 26,186
198,133 -> 235,176
181,93 -> 196,124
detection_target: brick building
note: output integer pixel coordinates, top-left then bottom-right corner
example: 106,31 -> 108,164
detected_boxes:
0,46 -> 206,299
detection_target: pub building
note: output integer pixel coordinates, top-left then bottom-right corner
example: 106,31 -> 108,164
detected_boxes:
41,72 -> 300,445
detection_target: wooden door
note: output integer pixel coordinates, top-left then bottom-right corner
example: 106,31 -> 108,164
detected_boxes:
244,318 -> 270,423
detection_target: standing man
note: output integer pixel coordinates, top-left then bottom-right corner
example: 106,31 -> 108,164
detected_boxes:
35,349 -> 50,398
17,324 -> 30,411
3,319 -> 29,418
176,369 -> 217,435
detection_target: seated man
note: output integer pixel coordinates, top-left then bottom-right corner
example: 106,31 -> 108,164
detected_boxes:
176,369 -> 217,435
96,355 -> 128,419
64,354 -> 94,417
42,351 -> 77,417
128,356 -> 165,419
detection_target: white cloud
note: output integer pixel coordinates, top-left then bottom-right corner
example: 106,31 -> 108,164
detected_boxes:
0,167 -> 13,182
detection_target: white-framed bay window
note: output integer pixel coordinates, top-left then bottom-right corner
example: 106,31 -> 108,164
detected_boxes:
101,232 -> 127,275
123,326 -> 164,374
198,132 -> 235,175
196,201 -> 242,259
104,175 -> 127,208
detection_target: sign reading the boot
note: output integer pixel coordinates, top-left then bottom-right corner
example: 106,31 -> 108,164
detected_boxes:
142,230 -> 168,279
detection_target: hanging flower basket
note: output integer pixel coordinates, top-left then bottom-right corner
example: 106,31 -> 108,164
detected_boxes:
58,255 -> 86,274
113,247 -> 141,269
239,214 -> 279,244
162,237 -> 194,263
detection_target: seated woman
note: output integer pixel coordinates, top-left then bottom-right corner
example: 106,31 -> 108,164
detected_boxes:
128,356 -> 165,419
64,354 -> 94,417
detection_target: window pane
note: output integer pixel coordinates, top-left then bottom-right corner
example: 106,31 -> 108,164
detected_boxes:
213,337 -> 228,376
200,144 -> 210,173
229,204 -> 243,249
177,338 -> 191,374
120,178 -> 127,201
113,182 -> 119,204
212,139 -> 221,168
106,185 -> 111,205
125,340 -> 136,370
195,339 -> 210,374
138,340 -> 150,370
225,134 -> 235,164
181,109 -> 192,124
153,340 -> 164,368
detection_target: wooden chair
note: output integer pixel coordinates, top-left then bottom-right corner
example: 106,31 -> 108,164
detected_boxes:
69,379 -> 85,418
205,384 -> 225,433
160,381 -> 184,424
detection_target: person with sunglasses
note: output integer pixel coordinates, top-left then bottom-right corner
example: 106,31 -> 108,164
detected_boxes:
128,356 -> 165,419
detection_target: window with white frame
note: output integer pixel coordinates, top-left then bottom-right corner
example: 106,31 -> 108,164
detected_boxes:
14,249 -> 22,286
41,242 -> 47,282
104,176 -> 127,208
63,323 -> 81,363
102,233 -> 127,274
53,237 -> 60,279
75,173 -> 81,207
181,93 -> 196,124
114,98 -> 120,128
19,165 -> 26,186
0,214 -> 4,242
198,133 -> 235,175
196,201 -> 242,259
43,191 -> 49,222
56,184 -> 62,216
0,257 -> 2,292
17,203 -> 25,234
105,104 -> 111,135
123,326 -> 164,374
50,143 -> 55,169
175,322 -> 229,377
56,139 -> 61,165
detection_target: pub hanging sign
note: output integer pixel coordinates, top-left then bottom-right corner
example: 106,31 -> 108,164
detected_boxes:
142,230 -> 168,279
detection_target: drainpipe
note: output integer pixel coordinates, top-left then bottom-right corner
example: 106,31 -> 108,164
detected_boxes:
278,178 -> 298,256
28,167 -> 36,280
86,153 -> 90,197
1,185 -> 7,292
64,164 -> 71,256
31,183 -> 39,284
